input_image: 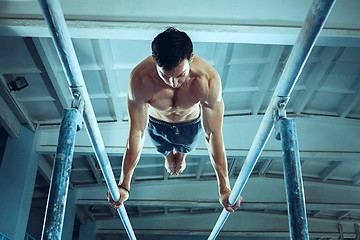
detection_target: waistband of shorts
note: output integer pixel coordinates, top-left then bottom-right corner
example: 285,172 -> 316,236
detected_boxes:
149,115 -> 201,127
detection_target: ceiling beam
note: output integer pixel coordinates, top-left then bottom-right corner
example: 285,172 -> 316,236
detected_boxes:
355,224 -> 360,239
228,158 -> 241,177
258,159 -> 273,176
32,37 -> 72,109
196,158 -> 207,180
91,39 -> 124,121
75,206 -> 93,225
85,155 -> 103,184
96,229 -> 359,239
337,211 -> 351,220
312,210 -> 321,217
163,166 -> 169,181
108,205 -> 118,218
294,47 -> 343,114
251,45 -> 285,115
338,223 -> 344,240
352,171 -> 360,185
75,176 -> 360,207
37,154 -> 52,183
137,207 -> 143,217
77,198 -> 360,212
320,161 -> 342,181
22,37 -> 63,118
36,115 -> 360,162
214,43 -> 232,90
1,19 -> 360,47
339,74 -> 360,118
0,73 -> 35,134
95,210 -> 358,237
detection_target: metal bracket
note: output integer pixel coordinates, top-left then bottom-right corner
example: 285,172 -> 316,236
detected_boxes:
274,96 -> 290,140
71,93 -> 84,132
355,224 -> 360,240
338,223 -> 344,240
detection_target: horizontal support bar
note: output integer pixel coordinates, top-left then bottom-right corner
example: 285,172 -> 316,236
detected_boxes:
0,19 -> 360,46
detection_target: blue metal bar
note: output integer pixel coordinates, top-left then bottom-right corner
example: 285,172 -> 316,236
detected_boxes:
37,0 -> 136,239
208,0 -> 336,239
0,232 -> 11,240
41,108 -> 82,240
25,232 -> 37,240
279,118 -> 309,239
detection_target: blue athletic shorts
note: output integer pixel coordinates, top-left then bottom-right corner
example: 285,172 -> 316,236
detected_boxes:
147,115 -> 203,156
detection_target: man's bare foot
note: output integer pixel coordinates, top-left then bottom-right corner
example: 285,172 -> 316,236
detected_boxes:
164,150 -> 176,175
174,152 -> 187,175
164,150 -> 187,175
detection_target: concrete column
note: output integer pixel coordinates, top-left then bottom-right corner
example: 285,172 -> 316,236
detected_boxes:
0,126 -> 38,240
61,188 -> 76,240
79,219 -> 95,240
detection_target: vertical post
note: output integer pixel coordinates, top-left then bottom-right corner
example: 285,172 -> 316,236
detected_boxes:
355,224 -> 360,240
41,107 -> 82,240
278,117 -> 309,240
0,126 -> 38,240
338,224 -> 344,240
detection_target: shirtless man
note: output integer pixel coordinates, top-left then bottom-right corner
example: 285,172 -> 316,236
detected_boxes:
107,27 -> 242,212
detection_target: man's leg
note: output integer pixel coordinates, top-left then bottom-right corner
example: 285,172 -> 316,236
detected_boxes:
164,150 -> 187,175
164,149 -> 176,175
174,152 -> 187,175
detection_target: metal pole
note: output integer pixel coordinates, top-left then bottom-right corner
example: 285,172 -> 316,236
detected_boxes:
37,0 -> 137,239
0,232 -> 11,240
41,107 -> 82,240
208,0 -> 336,239
278,117 -> 309,240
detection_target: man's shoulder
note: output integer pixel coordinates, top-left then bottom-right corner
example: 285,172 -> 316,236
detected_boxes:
129,56 -> 156,102
131,56 -> 155,78
192,57 -> 220,88
131,56 -> 157,84
193,56 -> 220,80
191,57 -> 222,104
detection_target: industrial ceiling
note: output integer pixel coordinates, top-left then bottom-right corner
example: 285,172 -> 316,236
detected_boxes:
0,0 -> 360,239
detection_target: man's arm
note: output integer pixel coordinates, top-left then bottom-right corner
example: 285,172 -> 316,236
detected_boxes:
201,73 -> 241,212
107,72 -> 150,208
119,96 -> 149,188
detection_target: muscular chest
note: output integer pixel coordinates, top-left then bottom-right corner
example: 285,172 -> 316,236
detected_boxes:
150,87 -> 199,112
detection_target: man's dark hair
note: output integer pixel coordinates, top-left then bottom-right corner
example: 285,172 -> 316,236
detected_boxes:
152,27 -> 193,71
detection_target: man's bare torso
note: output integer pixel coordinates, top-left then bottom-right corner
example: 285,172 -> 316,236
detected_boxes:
131,56 -> 218,123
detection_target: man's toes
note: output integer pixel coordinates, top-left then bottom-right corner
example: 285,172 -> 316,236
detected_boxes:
165,164 -> 176,175
175,162 -> 186,175
180,164 -> 186,173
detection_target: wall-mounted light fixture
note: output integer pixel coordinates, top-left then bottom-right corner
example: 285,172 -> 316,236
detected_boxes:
7,77 -> 29,92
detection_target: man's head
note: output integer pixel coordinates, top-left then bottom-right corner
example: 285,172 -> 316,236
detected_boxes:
152,27 -> 193,71
152,27 -> 194,88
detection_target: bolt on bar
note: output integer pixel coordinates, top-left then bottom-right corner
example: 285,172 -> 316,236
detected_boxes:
208,0 -> 336,239
278,117 -> 309,240
41,107 -> 83,240
38,0 -> 137,239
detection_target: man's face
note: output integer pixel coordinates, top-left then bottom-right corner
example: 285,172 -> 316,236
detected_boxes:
156,59 -> 191,89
